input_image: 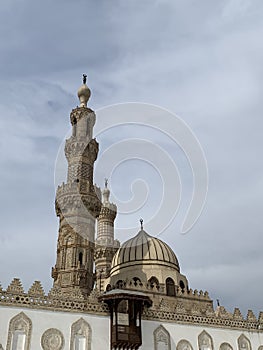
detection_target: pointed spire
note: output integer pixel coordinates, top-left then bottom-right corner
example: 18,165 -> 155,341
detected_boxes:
77,73 -> 91,107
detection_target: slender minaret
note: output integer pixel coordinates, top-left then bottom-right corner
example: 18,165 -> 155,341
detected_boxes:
52,75 -> 102,297
95,179 -> 119,291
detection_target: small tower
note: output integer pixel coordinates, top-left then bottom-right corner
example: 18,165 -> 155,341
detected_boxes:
95,179 -> 119,291
52,75 -> 102,297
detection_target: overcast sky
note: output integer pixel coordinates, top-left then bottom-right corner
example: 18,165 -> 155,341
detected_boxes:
0,0 -> 263,317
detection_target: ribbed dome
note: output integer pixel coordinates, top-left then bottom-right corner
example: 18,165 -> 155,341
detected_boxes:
111,230 -> 180,274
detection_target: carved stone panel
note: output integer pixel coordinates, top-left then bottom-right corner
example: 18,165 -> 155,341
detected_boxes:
154,325 -> 171,350
177,339 -> 193,350
70,318 -> 91,350
238,334 -> 251,350
198,330 -> 214,350
220,343 -> 233,350
6,312 -> 32,350
41,328 -> 64,350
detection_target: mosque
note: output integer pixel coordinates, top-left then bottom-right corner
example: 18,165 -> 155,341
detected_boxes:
0,77 -> 263,350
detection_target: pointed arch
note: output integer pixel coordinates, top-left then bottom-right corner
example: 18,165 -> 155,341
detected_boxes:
198,330 -> 214,350
154,324 -> 171,350
6,312 -> 32,350
70,318 -> 91,350
166,277 -> 175,296
148,276 -> 160,289
177,339 -> 193,350
220,343 -> 233,350
238,334 -> 251,350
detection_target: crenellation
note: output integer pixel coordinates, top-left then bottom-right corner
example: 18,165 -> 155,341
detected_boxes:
233,307 -> 244,320
6,278 -> 24,295
0,280 -> 263,332
247,309 -> 257,322
28,281 -> 45,297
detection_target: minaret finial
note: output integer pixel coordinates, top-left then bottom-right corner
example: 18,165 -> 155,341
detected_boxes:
140,218 -> 143,230
102,178 -> 110,204
77,74 -> 90,107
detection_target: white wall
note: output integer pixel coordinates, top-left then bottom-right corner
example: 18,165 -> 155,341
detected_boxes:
0,306 -> 110,350
142,319 -> 263,350
1,305 -> 263,350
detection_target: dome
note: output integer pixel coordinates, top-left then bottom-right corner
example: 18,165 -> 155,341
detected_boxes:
110,230 -> 180,275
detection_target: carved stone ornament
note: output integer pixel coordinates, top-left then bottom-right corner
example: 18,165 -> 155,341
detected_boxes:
238,334 -> 251,350
177,339 -> 193,350
154,325 -> 171,350
220,342 -> 233,350
198,330 -> 214,350
6,312 -> 32,350
41,328 -> 64,350
70,318 -> 91,350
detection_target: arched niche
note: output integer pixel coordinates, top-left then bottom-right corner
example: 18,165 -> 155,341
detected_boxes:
154,325 -> 171,350
238,334 -> 251,350
70,318 -> 91,350
198,330 -> 214,350
166,278 -> 175,296
6,312 -> 32,350
177,339 -> 193,350
220,342 -> 233,350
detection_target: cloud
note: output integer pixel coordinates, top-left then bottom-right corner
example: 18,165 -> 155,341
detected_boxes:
0,1 -> 262,314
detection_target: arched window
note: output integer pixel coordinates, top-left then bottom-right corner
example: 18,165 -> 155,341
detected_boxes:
72,117 -> 77,137
238,334 -> 251,350
153,325 -> 171,350
198,330 -> 214,350
116,280 -> 125,289
148,276 -> 159,289
70,318 -> 91,350
166,277 -> 175,296
79,252 -> 83,266
6,312 -> 32,350
179,280 -> 185,292
132,277 -> 141,286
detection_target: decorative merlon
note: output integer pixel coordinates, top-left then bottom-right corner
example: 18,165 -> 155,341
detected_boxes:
28,281 -> 45,297
6,278 -> 24,294
1,278 -> 263,331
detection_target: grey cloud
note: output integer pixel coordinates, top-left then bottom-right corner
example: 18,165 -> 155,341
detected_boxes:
0,0 -> 263,314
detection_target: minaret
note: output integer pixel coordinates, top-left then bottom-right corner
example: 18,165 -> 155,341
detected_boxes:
95,179 -> 119,291
52,75 -> 102,297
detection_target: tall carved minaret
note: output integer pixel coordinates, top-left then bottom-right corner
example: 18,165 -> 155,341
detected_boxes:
52,75 -> 102,297
95,180 -> 119,291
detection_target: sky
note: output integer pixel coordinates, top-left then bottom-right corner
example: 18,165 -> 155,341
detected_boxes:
0,0 -> 263,317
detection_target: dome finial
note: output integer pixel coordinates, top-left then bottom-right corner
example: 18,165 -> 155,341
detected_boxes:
140,218 -> 143,230
77,73 -> 91,107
